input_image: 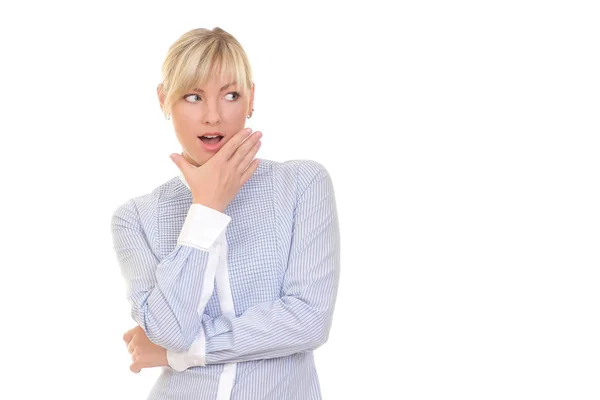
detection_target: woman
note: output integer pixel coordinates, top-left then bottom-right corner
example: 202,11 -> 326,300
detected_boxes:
110,27 -> 340,399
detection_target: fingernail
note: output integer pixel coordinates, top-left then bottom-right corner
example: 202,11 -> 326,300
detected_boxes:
245,128 -> 252,134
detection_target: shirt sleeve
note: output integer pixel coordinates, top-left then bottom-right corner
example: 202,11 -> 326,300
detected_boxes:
111,201 -> 231,352
167,165 -> 340,368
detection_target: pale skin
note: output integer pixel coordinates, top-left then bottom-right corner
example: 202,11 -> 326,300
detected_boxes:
123,326 -> 167,373
123,72 -> 262,373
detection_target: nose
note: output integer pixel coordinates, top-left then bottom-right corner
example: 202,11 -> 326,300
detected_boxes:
203,100 -> 221,125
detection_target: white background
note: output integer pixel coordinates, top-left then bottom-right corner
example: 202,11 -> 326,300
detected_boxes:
1,1 -> 599,399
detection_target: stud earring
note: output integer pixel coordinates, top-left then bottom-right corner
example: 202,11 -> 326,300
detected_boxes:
247,108 -> 254,119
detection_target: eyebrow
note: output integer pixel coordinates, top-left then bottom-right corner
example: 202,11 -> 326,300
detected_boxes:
192,82 -> 236,93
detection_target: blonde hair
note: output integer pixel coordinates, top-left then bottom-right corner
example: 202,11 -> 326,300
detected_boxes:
159,27 -> 253,118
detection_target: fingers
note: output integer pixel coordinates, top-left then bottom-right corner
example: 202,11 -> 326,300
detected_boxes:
130,361 -> 141,374
216,127 -> 254,162
123,326 -> 145,374
237,139 -> 261,175
240,159 -> 260,185
129,346 -> 142,373
127,338 -> 135,354
123,329 -> 135,343
123,325 -> 142,344
231,131 -> 262,169
170,152 -> 194,175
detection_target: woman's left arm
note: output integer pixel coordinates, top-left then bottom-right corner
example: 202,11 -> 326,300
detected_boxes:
167,165 -> 341,369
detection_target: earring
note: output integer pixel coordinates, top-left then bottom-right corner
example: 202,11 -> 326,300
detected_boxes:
165,114 -> 171,120
247,108 -> 254,119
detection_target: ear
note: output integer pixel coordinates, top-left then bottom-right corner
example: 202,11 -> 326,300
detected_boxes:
249,82 -> 255,111
157,83 -> 166,112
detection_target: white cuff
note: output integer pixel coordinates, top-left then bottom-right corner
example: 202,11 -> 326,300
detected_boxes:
177,203 -> 231,250
167,326 -> 207,371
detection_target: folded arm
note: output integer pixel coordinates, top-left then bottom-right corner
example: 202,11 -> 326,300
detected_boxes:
168,165 -> 340,370
111,201 -> 230,352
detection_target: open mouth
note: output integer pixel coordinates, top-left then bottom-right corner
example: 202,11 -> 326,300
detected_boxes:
198,135 -> 224,144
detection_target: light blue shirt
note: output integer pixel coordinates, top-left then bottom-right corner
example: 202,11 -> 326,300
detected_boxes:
110,158 -> 340,399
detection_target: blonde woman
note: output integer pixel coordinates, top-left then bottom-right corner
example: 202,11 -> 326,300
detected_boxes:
111,27 -> 340,399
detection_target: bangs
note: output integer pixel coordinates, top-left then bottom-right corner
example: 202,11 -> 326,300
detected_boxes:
169,40 -> 251,99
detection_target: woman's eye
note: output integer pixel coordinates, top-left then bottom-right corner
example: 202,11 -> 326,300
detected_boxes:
184,92 -> 239,103
184,94 -> 201,103
225,92 -> 240,101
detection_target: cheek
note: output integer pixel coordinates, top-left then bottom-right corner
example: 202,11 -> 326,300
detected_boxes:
172,111 -> 199,135
222,102 -> 248,120
174,105 -> 195,121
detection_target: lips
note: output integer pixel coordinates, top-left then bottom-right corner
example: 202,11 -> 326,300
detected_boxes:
198,133 -> 225,152
199,132 -> 223,138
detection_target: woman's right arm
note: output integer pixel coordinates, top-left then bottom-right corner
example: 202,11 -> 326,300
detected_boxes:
111,199 -> 230,352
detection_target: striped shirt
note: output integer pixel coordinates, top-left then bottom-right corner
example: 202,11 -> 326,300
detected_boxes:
110,158 -> 340,399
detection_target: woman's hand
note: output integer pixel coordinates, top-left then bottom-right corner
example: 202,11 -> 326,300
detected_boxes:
122,326 -> 168,373
170,127 -> 263,212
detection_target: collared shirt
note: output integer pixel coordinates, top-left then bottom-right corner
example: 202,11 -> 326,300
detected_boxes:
111,158 -> 340,400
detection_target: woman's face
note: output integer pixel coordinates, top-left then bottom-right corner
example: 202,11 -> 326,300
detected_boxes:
159,75 -> 254,167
